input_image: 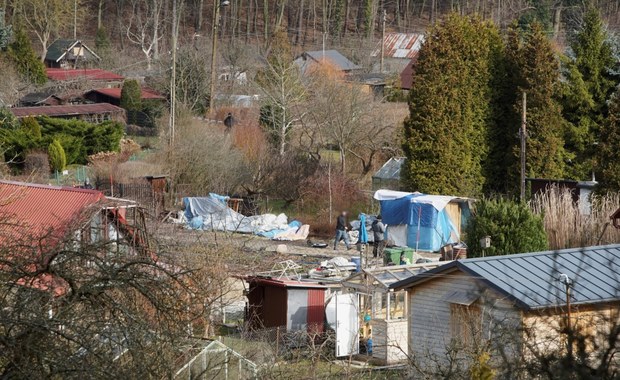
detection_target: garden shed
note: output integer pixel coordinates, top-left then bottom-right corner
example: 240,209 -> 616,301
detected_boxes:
341,263 -> 439,364
245,276 -> 330,334
372,157 -> 405,191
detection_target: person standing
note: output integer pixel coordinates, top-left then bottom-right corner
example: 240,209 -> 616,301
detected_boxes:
372,215 -> 386,258
334,211 -> 351,250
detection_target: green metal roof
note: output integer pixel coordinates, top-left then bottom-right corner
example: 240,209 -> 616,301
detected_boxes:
45,39 -> 100,62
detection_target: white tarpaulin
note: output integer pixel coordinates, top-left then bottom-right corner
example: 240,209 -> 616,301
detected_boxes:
373,189 -> 455,211
184,196 -> 290,234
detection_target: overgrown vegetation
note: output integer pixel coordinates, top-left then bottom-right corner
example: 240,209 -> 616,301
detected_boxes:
0,113 -> 124,172
465,198 -> 548,257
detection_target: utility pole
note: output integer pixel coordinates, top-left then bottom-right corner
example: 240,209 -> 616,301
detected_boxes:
169,0 -> 178,145
380,9 -> 386,73
520,91 -> 527,202
208,1 -> 230,116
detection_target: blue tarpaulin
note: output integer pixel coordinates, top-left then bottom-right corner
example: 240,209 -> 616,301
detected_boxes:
374,190 -> 460,252
358,214 -> 368,244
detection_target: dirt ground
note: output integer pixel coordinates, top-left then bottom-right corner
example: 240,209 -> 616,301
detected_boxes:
151,221 -> 440,274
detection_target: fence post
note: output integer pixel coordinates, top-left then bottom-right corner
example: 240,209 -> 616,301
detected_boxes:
276,326 -> 280,356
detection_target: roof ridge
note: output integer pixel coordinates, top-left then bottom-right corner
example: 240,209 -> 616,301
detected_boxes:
0,180 -> 104,196
461,244 -> 620,263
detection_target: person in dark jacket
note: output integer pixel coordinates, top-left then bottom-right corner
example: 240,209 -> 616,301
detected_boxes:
372,215 -> 386,258
334,211 -> 351,250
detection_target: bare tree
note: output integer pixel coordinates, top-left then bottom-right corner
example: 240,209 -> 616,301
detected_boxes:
15,0 -> 77,60
125,0 -> 164,70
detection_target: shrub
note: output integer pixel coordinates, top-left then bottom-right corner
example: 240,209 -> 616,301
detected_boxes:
24,151 -> 50,177
48,139 -> 66,172
465,198 -> 548,258
21,117 -> 41,139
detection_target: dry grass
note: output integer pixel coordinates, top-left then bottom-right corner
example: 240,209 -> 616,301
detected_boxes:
530,186 -> 620,250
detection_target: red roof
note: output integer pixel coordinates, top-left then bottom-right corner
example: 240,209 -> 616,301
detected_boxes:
90,87 -> 165,100
46,68 -> 124,81
11,103 -> 124,118
0,180 -> 105,244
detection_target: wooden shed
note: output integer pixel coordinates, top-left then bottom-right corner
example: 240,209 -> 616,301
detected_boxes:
391,245 -> 620,376
341,263 -> 439,364
245,276 -> 329,334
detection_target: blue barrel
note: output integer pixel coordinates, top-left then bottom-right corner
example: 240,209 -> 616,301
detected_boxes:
351,257 -> 361,272
367,338 -> 373,355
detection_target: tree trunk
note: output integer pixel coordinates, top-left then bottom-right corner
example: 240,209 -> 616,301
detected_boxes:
295,0 -> 304,44
343,0 -> 350,36
196,0 -> 204,31
97,0 -> 104,30
552,5 -> 562,39
263,0 -> 269,41
117,0 -> 125,49
152,1 -> 161,62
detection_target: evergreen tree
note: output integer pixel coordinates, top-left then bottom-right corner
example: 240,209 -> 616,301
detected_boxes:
48,139 -> 66,172
402,15 -> 502,196
485,25 -> 521,194
95,27 -> 111,51
595,86 -> 620,193
561,7 -> 619,179
0,10 -> 12,50
465,198 -> 548,258
120,79 -> 142,111
509,22 -> 566,181
21,117 -> 41,140
7,28 -> 46,85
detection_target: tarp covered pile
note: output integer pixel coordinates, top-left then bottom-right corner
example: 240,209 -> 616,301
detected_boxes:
183,194 -> 309,240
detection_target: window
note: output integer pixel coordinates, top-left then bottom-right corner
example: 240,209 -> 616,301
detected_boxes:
450,303 -> 482,346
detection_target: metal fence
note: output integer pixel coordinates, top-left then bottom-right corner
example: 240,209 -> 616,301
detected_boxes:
97,182 -> 164,214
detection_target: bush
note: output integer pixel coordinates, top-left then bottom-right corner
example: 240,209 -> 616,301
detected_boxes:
24,151 -> 50,177
465,198 -> 548,258
21,117 -> 41,139
48,139 -> 66,172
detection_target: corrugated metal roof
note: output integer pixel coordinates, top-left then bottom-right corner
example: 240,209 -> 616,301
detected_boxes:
296,50 -> 361,74
371,33 -> 425,59
0,180 -> 105,244
10,103 -> 124,118
392,245 -> 620,310
46,68 -> 123,81
373,157 -> 405,181
90,87 -> 165,100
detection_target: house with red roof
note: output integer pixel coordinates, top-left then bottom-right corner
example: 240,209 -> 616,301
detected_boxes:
46,68 -> 125,87
0,180 -> 152,296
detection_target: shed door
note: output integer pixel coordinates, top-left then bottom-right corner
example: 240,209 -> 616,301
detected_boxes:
335,293 -> 359,357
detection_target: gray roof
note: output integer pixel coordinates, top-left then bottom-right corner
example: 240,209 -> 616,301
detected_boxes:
373,157 -> 405,181
392,244 -> 620,310
46,39 -> 100,62
295,50 -> 360,74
